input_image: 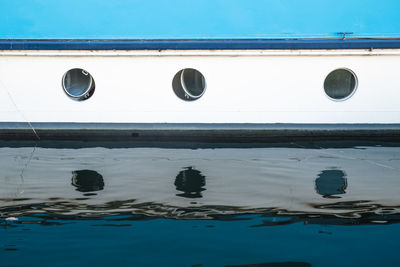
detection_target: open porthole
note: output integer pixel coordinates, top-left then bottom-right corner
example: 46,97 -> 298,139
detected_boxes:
62,68 -> 95,101
172,68 -> 206,101
324,68 -> 357,101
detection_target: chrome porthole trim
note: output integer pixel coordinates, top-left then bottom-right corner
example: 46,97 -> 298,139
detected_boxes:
62,68 -> 95,101
324,68 -> 358,101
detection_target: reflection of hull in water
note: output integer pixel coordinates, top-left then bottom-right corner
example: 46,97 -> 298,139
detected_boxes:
1,144 -> 399,220
1,200 -> 400,226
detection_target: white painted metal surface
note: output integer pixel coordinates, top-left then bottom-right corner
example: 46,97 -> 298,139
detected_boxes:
0,49 -> 399,124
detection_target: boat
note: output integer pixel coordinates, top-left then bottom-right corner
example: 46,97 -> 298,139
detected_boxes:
0,0 -> 400,141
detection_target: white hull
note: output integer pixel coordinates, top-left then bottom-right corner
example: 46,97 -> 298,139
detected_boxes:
1,49 -> 400,124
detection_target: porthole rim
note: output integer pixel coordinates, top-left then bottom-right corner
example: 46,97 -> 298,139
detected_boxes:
180,68 -> 207,99
323,67 -> 358,102
173,68 -> 207,102
62,68 -> 95,99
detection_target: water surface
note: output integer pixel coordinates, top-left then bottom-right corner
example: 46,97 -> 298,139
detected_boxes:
1,141 -> 400,266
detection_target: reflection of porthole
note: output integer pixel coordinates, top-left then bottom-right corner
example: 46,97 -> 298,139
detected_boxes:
315,169 -> 347,198
71,170 -> 104,193
324,68 -> 357,101
62,68 -> 95,101
174,167 -> 206,198
172,68 -> 206,101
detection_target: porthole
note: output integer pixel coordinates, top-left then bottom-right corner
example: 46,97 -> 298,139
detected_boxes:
172,68 -> 206,101
62,68 -> 95,101
324,68 -> 357,101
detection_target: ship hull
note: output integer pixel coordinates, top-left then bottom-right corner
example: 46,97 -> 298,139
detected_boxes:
1,49 -> 400,123
1,41 -> 400,140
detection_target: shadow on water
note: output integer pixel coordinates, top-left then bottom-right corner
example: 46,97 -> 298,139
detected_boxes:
71,170 -> 104,196
315,169 -> 347,198
175,167 -> 206,198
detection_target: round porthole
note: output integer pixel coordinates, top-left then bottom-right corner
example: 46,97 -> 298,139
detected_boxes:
324,68 -> 357,101
62,68 -> 95,101
172,68 -> 206,101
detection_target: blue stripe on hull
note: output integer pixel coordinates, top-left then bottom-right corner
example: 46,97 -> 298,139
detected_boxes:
1,0 -> 400,39
1,39 -> 400,50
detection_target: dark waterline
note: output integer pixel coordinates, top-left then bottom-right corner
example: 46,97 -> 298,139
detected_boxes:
1,141 -> 399,266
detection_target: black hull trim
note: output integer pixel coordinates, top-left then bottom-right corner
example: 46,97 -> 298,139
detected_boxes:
0,123 -> 399,143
